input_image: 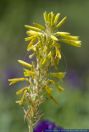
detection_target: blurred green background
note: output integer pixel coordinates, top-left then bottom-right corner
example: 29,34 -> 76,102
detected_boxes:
0,0 -> 89,131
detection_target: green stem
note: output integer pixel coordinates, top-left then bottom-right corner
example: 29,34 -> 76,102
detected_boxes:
28,124 -> 33,132
28,119 -> 33,132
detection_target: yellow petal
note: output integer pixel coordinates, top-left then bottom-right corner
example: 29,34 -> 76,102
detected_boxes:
8,78 -> 28,86
54,13 -> 60,25
56,32 -> 70,36
24,36 -> 34,41
49,94 -> 59,105
16,100 -> 22,105
48,72 -> 65,79
56,85 -> 64,92
16,87 -> 29,95
27,38 -> 36,50
24,69 -> 35,77
44,86 -> 58,105
16,90 -> 27,106
18,60 -> 32,68
60,39 -> 81,47
50,12 -> 54,26
51,35 -> 58,41
47,79 -> 55,85
26,30 -> 41,36
33,23 -> 45,30
44,86 -> 52,95
56,16 -> 67,28
55,47 -> 61,59
25,25 -> 41,32
43,11 -> 48,23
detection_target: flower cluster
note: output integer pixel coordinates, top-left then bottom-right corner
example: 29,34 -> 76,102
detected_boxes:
8,12 -> 81,131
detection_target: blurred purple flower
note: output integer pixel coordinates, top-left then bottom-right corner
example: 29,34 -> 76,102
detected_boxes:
3,67 -> 21,88
34,120 -> 63,132
65,70 -> 81,88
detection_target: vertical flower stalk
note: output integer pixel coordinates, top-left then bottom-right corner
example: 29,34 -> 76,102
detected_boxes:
8,11 -> 81,132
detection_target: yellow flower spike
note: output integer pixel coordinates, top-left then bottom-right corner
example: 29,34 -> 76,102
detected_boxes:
18,60 -> 32,68
8,78 -> 28,86
25,25 -> 42,32
8,11 -> 81,130
56,16 -> 67,28
54,13 -> 60,25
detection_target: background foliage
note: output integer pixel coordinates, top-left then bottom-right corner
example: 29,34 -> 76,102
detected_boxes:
0,0 -> 89,131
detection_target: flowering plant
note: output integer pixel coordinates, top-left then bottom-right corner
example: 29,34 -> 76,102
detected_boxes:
8,11 -> 81,132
